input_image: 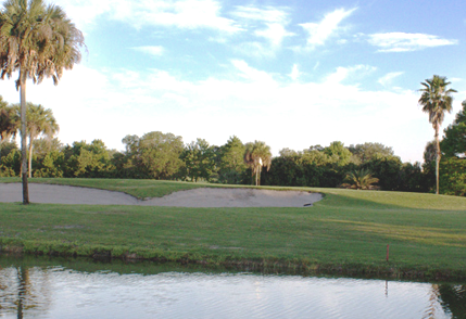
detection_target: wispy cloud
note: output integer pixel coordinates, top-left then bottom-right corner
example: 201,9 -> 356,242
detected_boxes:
378,72 -> 404,87
232,6 -> 293,49
231,60 -> 275,84
53,0 -> 241,33
325,65 -> 376,84
255,23 -> 294,48
132,46 -> 165,57
232,6 -> 288,23
300,8 -> 356,49
234,42 -> 276,59
368,32 -> 458,52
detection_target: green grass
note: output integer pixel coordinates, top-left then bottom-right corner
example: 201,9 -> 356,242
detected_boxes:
0,177 -> 465,280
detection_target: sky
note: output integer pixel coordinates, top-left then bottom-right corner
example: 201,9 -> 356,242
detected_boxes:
1,0 -> 466,163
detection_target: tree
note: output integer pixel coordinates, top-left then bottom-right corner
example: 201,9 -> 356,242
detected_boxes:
0,98 -> 18,162
138,132 -> 184,180
32,137 -> 63,156
418,75 -> 456,194
63,140 -> 115,178
244,141 -> 272,186
363,155 -> 402,191
22,103 -> 59,177
0,0 -> 85,204
441,100 -> 466,158
217,136 -> 246,184
342,168 -> 379,190
422,141 -> 437,192
439,157 -> 466,196
324,141 -> 352,166
348,142 -> 394,163
438,101 -> 466,196
181,138 -> 217,182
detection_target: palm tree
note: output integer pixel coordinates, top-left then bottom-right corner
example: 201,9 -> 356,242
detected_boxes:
244,141 -> 272,186
23,103 -> 59,177
342,168 -> 379,190
418,75 -> 457,195
0,0 -> 84,204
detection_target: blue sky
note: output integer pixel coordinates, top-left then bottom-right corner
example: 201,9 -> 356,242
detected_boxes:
2,0 -> 466,162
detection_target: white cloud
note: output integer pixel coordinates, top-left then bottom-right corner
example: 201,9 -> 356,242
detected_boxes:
378,72 -> 404,87
232,6 -> 294,49
51,0 -> 240,33
368,32 -> 458,52
231,60 -> 275,84
132,46 -> 165,57
0,62 -> 441,163
290,64 -> 300,81
255,23 -> 294,48
232,6 -> 288,23
449,77 -> 463,83
325,65 -> 376,84
234,42 -> 276,59
300,8 -> 355,49
47,0 -> 112,31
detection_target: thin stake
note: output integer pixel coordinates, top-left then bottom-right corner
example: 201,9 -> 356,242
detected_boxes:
386,244 -> 390,262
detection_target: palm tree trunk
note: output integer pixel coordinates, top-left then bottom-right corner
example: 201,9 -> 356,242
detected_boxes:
20,73 -> 29,204
435,126 -> 441,195
28,136 -> 33,178
255,168 -> 260,186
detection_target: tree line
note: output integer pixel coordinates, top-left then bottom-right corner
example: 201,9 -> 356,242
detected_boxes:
1,99 -> 465,195
0,0 -> 464,201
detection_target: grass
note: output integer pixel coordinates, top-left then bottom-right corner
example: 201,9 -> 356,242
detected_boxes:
0,177 -> 465,280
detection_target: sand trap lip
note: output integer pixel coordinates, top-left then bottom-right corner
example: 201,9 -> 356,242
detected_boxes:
0,183 -> 322,207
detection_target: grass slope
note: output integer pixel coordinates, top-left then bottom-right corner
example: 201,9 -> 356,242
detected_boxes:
0,178 -> 465,280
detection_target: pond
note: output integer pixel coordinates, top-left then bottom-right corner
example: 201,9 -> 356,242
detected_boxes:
0,256 -> 464,319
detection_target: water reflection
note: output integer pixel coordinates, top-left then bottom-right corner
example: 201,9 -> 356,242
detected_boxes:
0,266 -> 52,319
0,258 -> 464,319
438,285 -> 466,319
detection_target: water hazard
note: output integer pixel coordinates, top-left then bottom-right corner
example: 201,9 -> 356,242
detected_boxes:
0,257 -> 464,319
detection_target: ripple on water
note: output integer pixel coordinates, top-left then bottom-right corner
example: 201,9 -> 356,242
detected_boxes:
0,267 -> 460,319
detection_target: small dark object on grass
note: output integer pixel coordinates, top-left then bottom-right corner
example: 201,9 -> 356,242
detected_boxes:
304,203 -> 313,207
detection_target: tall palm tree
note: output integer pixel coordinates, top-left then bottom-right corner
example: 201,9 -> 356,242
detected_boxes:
244,141 -> 272,186
418,75 -> 457,195
0,0 -> 84,204
24,103 -> 59,177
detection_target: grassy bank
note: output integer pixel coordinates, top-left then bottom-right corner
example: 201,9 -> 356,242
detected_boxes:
1,178 -> 465,280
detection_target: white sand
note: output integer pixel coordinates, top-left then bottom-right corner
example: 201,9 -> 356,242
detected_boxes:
0,183 -> 322,207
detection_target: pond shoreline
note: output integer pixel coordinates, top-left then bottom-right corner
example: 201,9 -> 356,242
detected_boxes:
1,179 -> 465,284
1,241 -> 465,282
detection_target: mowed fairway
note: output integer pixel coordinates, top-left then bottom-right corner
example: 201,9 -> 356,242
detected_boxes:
0,178 -> 465,279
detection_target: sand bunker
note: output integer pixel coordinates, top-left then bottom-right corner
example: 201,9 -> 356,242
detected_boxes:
0,183 -> 322,207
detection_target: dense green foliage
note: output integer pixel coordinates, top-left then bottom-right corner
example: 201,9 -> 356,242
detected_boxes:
440,157 -> 466,196
441,101 -> 466,158
438,101 -> 466,196
0,136 -> 458,194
